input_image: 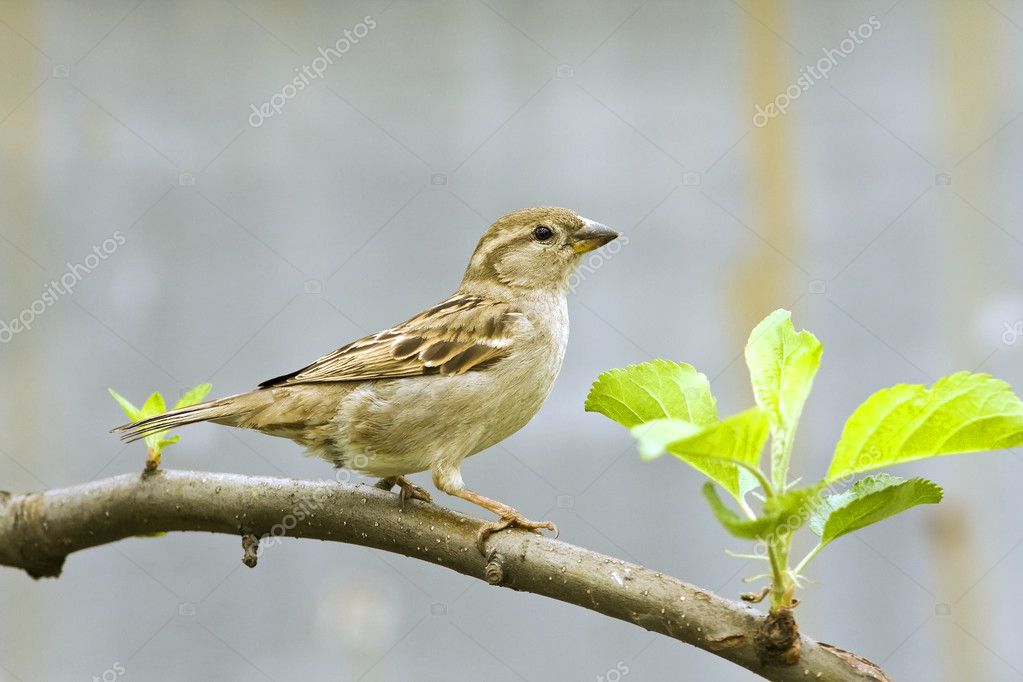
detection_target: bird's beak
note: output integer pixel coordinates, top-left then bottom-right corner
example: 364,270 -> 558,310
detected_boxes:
572,218 -> 619,254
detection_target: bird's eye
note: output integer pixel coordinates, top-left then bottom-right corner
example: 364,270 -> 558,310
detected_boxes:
532,225 -> 554,242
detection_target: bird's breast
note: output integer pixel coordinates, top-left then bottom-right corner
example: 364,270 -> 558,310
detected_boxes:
466,295 -> 569,453
337,295 -> 570,474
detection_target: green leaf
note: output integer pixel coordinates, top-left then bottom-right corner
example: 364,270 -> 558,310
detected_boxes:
155,436 -> 181,449
175,383 -> 212,409
826,372 -> 1023,481
108,388 -> 141,422
809,474 -> 942,545
703,482 -> 821,540
633,418 -> 701,460
139,392 -> 167,420
137,392 -> 168,452
586,360 -> 718,429
744,309 -> 822,489
632,407 -> 770,499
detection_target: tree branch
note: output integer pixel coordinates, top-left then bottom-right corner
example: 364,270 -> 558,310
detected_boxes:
0,470 -> 889,681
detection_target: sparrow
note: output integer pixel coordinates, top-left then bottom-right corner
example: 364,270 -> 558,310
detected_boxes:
115,207 -> 619,549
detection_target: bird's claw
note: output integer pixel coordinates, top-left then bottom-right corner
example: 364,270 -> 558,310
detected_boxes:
375,476 -> 432,510
476,514 -> 558,553
397,480 -> 432,506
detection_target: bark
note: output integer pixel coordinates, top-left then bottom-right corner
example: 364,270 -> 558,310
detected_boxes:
0,470 -> 889,682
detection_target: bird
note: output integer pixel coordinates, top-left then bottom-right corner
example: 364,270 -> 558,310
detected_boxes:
114,207 -> 619,550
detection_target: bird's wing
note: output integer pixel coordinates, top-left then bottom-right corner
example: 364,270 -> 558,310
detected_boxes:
258,294 -> 528,388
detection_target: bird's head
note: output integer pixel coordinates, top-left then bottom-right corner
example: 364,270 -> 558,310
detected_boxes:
461,206 -> 619,293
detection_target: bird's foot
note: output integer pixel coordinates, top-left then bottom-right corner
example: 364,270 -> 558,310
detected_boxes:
375,476 -> 432,509
397,478 -> 432,506
476,513 -> 558,553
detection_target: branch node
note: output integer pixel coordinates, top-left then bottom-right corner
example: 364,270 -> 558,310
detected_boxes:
241,534 -> 259,568
484,550 -> 505,585
756,607 -> 801,666
143,447 -> 161,476
24,556 -> 65,580
141,461 -> 164,481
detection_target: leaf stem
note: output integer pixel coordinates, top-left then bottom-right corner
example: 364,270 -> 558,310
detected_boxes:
767,541 -> 788,608
793,542 -> 825,576
771,430 -> 797,492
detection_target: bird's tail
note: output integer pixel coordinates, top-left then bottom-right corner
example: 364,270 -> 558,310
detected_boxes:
112,391 -> 263,444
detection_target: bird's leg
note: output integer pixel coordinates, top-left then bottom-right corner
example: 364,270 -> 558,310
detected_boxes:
431,466 -> 556,552
375,476 -> 432,509
452,488 -> 557,552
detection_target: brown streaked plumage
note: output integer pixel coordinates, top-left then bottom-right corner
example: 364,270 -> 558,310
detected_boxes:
113,206 -> 619,550
257,295 -> 520,387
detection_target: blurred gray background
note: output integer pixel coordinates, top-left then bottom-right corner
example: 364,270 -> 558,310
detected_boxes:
1,0 -> 1022,680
